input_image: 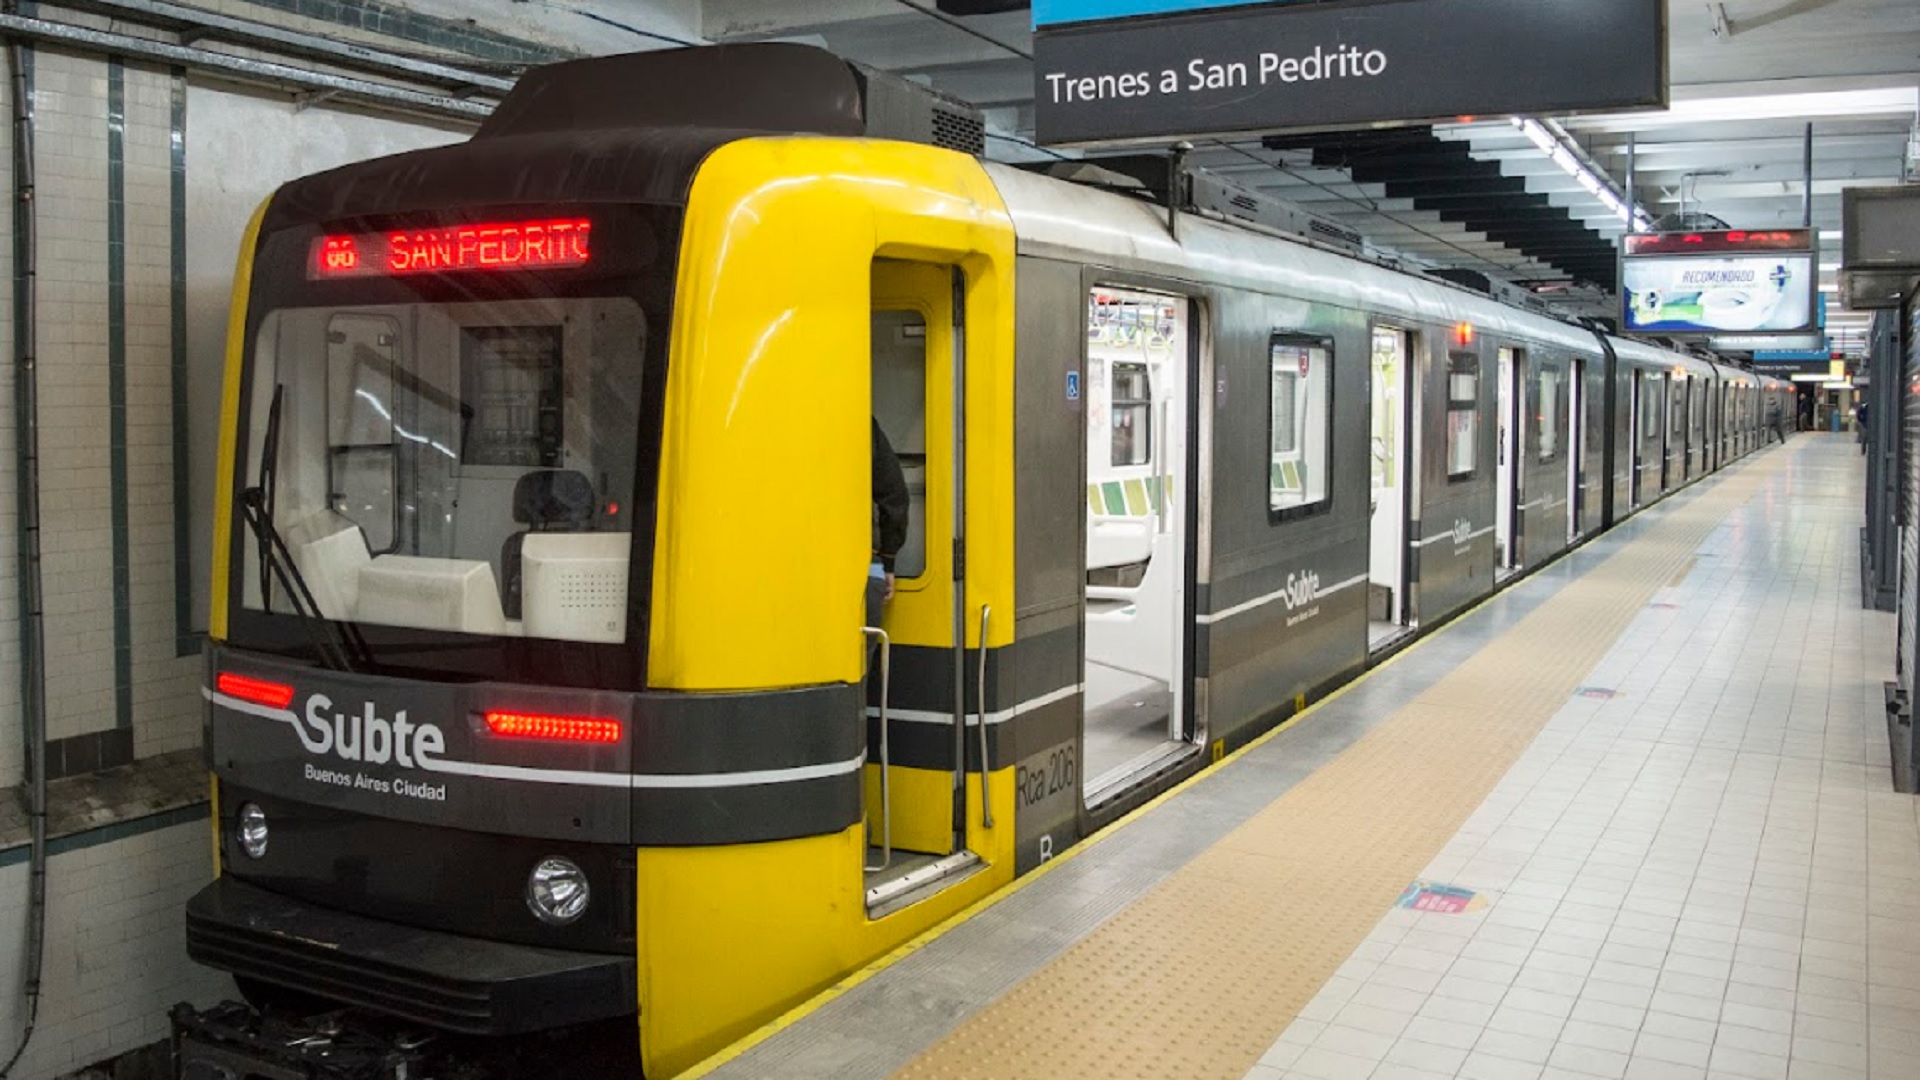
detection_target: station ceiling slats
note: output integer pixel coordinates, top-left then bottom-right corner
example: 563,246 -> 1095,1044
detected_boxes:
697,0 -> 1920,340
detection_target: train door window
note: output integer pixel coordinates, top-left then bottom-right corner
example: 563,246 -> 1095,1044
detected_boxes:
1568,358 -> 1585,541
1642,373 -> 1664,496
1669,376 -> 1686,479
1110,362 -> 1152,467
1084,285 -> 1192,801
1446,350 -> 1480,480
1369,327 -> 1412,645
1538,364 -> 1561,463
1496,347 -> 1518,571
1629,371 -> 1643,507
325,314 -> 402,553
1268,334 -> 1331,518
871,308 -> 928,581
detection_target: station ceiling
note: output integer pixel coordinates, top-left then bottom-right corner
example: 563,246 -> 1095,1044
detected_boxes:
698,0 -> 1920,347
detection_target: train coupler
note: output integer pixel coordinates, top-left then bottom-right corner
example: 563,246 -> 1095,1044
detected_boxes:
170,1000 -> 483,1080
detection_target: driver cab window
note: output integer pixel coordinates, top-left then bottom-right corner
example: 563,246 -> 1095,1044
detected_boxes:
244,297 -> 643,644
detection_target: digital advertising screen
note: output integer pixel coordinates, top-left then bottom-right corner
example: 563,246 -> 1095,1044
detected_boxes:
1622,253 -> 1816,334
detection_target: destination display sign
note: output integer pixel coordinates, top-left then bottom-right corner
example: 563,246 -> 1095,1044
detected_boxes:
1624,229 -> 1812,256
309,217 -> 592,280
1033,0 -> 1666,146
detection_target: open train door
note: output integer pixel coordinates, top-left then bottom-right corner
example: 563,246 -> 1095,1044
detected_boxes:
864,258 -> 1000,917
1080,283 -> 1202,808
1368,326 -> 1415,651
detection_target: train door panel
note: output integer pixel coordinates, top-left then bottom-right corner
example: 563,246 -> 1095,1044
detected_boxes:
1368,326 -> 1413,649
1496,346 -> 1520,574
866,259 -> 965,871
1081,284 -> 1195,801
1526,353 -> 1566,563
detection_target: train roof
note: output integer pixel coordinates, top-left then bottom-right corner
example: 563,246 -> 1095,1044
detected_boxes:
985,161 -> 1606,358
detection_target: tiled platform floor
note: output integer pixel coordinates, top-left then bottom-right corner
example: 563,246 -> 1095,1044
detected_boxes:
698,437 -> 1910,1080
1249,440 -> 1913,1080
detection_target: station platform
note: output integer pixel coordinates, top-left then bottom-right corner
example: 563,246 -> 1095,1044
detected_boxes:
693,435 -> 1914,1080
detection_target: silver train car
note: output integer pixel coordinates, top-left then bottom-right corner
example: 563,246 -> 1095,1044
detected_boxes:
985,161 -> 1792,839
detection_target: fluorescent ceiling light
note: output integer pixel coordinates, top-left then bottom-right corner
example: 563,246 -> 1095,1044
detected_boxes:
1510,118 -> 1644,227
1576,88 -> 1918,130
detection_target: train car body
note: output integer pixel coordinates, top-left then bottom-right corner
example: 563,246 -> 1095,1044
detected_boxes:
178,44 -> 1797,1080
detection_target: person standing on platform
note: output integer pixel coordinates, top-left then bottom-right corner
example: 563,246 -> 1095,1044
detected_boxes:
1799,396 -> 1813,432
1767,399 -> 1787,445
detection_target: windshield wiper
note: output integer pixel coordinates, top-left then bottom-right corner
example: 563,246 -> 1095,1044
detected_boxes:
239,384 -> 370,672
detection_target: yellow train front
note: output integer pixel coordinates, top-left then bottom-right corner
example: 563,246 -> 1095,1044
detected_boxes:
183,45 -> 1023,1079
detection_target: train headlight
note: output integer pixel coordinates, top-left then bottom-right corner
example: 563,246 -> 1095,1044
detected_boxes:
526,857 -> 589,926
237,803 -> 269,860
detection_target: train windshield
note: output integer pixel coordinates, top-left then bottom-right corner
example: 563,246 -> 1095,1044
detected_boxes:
239,293 -> 646,648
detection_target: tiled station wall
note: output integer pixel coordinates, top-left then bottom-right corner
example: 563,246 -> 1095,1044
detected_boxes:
0,0 -> 705,1074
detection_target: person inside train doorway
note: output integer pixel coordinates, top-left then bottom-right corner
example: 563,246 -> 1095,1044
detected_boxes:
1766,398 -> 1787,445
869,418 -> 910,637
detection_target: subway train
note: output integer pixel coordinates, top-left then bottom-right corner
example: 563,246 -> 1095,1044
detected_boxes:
175,43 -> 1796,1080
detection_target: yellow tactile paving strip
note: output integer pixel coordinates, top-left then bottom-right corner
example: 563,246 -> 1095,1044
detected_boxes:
892,457 -> 1789,1080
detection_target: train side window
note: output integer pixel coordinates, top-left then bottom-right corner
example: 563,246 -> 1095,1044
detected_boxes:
1268,334 -> 1331,519
1446,349 -> 1480,480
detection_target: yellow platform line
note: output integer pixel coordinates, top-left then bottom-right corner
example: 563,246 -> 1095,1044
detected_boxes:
889,456 -> 1788,1080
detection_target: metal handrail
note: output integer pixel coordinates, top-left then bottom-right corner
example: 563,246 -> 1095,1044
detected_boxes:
976,606 -> 993,829
863,626 -> 892,873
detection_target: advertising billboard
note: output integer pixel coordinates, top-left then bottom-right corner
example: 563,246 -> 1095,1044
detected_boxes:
1621,229 -> 1817,336
1622,255 -> 1815,334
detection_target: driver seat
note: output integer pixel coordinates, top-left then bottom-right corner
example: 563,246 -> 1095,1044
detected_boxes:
501,469 -> 594,620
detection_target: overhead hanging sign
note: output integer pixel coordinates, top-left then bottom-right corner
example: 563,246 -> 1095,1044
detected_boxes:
1032,0 -> 1667,146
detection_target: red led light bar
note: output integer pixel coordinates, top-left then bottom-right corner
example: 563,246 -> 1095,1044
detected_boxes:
483,711 -> 623,745
1624,229 -> 1812,257
216,672 -> 295,710
310,217 -> 592,279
